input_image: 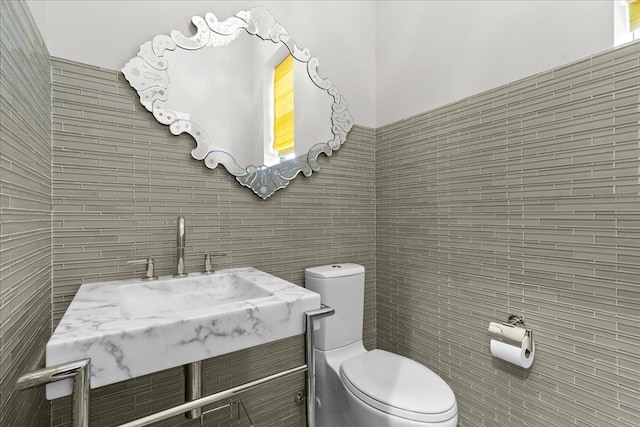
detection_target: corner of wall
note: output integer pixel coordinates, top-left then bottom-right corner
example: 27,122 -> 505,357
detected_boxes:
0,1 -> 52,426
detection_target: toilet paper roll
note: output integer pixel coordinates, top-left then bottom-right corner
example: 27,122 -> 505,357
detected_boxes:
490,336 -> 534,369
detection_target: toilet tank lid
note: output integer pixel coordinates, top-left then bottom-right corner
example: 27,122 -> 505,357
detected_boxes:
305,263 -> 364,279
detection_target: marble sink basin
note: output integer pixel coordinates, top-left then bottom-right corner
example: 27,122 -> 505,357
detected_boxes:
46,267 -> 320,399
118,273 -> 273,319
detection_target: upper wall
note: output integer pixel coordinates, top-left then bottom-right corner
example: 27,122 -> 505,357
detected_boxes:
26,0 -> 376,127
376,0 -> 614,125
28,1 -> 620,128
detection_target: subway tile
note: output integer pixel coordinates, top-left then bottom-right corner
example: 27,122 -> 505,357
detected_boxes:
0,1 -> 51,426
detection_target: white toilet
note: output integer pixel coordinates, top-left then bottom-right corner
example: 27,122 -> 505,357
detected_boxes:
305,263 -> 458,427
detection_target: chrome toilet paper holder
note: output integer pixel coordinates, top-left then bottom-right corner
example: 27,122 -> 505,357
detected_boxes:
487,314 -> 533,357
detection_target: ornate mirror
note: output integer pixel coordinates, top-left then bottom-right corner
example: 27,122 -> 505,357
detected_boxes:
122,6 -> 353,199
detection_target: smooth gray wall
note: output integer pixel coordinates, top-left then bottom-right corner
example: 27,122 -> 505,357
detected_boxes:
50,57 -> 376,426
376,41 -> 640,427
0,1 -> 52,426
375,0 -> 615,126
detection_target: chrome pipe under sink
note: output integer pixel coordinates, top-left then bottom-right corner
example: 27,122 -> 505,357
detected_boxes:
184,361 -> 202,419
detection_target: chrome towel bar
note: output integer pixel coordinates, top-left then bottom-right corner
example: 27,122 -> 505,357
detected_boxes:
118,365 -> 308,427
16,358 -> 90,427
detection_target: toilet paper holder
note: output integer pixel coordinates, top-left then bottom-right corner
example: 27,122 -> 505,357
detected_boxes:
487,314 -> 533,356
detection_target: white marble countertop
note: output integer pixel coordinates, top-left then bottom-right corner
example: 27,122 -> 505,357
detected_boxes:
46,267 -> 320,399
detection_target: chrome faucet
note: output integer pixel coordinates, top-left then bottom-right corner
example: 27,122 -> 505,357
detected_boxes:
127,257 -> 157,280
203,252 -> 228,273
175,215 -> 186,277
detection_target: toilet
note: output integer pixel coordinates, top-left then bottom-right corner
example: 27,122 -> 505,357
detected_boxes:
305,263 -> 458,427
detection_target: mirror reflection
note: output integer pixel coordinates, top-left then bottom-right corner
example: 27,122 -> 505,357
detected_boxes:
122,6 -> 353,199
163,31 -> 334,168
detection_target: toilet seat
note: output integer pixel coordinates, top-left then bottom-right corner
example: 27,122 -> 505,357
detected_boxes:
340,350 -> 458,423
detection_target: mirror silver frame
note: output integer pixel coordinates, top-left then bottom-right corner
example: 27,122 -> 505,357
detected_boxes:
122,6 -> 353,199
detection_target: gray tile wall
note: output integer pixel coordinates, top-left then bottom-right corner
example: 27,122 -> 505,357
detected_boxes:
0,1 -> 52,426
376,41 -> 640,426
50,57 -> 376,426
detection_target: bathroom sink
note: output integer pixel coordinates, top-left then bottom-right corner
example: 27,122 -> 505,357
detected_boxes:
45,267 -> 320,399
118,272 -> 274,319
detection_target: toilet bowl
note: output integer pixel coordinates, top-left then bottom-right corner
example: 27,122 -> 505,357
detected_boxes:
306,264 -> 458,427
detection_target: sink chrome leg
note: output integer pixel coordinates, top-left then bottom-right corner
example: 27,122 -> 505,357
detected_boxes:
184,361 -> 203,419
72,360 -> 90,426
304,305 -> 335,427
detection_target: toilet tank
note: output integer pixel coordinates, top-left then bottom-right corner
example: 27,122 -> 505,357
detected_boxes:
305,263 -> 365,350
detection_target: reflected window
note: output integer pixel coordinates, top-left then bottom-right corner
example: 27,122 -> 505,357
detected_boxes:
614,0 -> 640,46
273,55 -> 295,158
630,0 -> 640,31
